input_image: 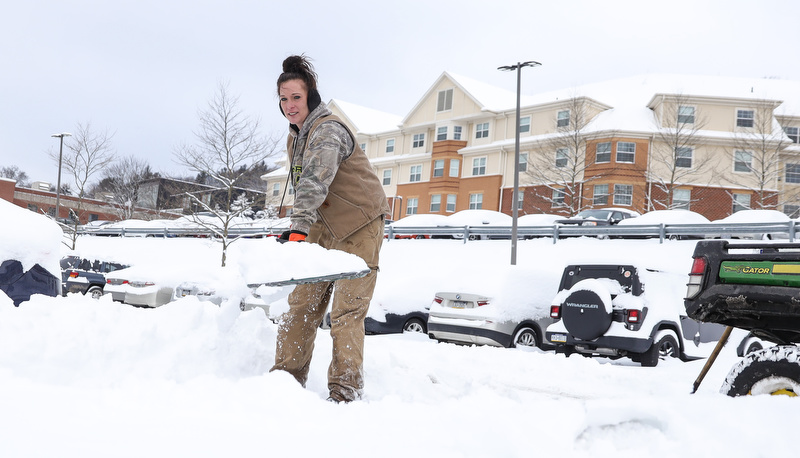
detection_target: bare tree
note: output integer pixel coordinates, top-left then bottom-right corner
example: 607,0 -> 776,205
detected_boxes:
646,94 -> 719,210
726,99 -> 788,210
49,122 -> 115,248
524,96 -> 614,215
0,166 -> 30,187
174,81 -> 280,266
94,155 -> 157,220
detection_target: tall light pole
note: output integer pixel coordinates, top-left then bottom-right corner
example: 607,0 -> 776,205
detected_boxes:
51,132 -> 72,222
498,61 -> 541,265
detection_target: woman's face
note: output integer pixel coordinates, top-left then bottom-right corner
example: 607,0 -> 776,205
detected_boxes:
279,79 -> 310,128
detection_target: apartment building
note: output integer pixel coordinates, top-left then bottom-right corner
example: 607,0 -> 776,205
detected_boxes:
262,73 -> 800,222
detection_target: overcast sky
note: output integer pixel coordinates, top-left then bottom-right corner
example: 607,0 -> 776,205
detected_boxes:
2,0 -> 799,186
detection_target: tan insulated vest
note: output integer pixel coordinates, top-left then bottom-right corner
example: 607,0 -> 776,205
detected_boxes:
288,115 -> 389,240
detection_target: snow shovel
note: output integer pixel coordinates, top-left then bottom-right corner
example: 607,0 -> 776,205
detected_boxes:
691,325 -> 733,394
247,268 -> 372,288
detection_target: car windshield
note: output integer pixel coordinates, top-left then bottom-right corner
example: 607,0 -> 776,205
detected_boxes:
577,210 -> 612,220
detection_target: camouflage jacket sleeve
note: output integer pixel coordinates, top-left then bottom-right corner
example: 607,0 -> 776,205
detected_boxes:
290,121 -> 354,234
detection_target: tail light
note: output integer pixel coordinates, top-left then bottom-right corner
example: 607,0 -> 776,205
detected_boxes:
626,309 -> 641,323
433,296 -> 443,304
689,257 -> 707,275
686,256 -> 707,299
550,305 -> 561,319
69,271 -> 79,279
476,300 -> 489,307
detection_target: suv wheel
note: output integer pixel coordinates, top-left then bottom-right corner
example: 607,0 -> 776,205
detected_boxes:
723,345 -> 800,397
403,318 -> 426,334
87,286 -> 104,300
560,279 -> 613,341
511,326 -> 539,348
640,330 -> 680,367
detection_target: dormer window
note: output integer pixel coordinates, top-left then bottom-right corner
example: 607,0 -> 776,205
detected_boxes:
737,109 -> 754,128
678,106 -> 695,124
557,110 -> 570,128
437,89 -> 453,112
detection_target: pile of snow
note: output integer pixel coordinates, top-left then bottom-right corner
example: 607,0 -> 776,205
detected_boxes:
0,235 -> 796,456
618,209 -> 710,226
715,209 -> 791,224
444,209 -> 512,226
0,199 -> 61,276
389,213 -> 449,228
71,237 -> 368,299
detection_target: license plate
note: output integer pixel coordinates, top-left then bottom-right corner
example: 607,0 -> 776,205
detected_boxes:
550,333 -> 567,343
452,300 -> 468,308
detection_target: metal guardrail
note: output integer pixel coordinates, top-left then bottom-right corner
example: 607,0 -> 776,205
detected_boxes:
384,221 -> 798,244
80,221 -> 799,244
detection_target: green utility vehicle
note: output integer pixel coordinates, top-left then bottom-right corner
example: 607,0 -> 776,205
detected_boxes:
685,240 -> 800,396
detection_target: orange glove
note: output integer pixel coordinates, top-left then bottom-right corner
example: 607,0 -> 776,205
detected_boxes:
278,230 -> 307,243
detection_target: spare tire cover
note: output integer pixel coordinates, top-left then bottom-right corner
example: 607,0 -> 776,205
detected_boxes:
561,279 -> 613,341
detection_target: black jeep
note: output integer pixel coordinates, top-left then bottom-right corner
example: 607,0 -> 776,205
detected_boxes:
60,256 -> 128,299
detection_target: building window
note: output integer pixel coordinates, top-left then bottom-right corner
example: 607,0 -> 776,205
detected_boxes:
446,194 -> 457,212
406,198 -> 419,215
472,157 -> 486,176
785,126 -> 799,143
27,204 -> 38,212
382,169 -> 392,186
413,133 -> 425,149
784,204 -> 800,218
430,194 -> 441,212
557,110 -> 570,128
673,188 -> 691,209
593,184 -> 609,206
678,106 -> 695,124
555,148 -> 568,168
596,142 -> 611,163
518,153 -> 527,173
616,142 -> 636,163
272,183 -> 280,196
437,127 -> 447,141
787,164 -> 800,184
449,159 -> 460,177
732,193 -> 750,213
476,122 -> 489,139
737,109 -> 754,128
437,89 -> 453,112
552,188 -> 565,207
385,139 -> 395,154
675,147 -> 693,168
409,165 -> 422,182
519,116 -> 531,133
453,126 -> 462,140
360,142 -> 367,153
433,160 -> 444,178
469,193 -> 483,209
613,184 -> 633,206
516,190 -> 524,210
734,150 -> 752,172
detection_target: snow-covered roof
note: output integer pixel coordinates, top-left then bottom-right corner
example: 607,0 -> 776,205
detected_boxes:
328,99 -> 403,135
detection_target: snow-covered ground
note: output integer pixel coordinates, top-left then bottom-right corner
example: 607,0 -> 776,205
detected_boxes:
0,234 -> 795,457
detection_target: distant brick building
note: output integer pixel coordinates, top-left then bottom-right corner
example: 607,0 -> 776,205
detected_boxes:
1,178 -> 121,223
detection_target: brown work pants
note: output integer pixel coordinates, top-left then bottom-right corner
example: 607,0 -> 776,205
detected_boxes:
271,216 -> 383,401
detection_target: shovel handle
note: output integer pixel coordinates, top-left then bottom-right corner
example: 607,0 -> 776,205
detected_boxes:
691,326 -> 733,394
